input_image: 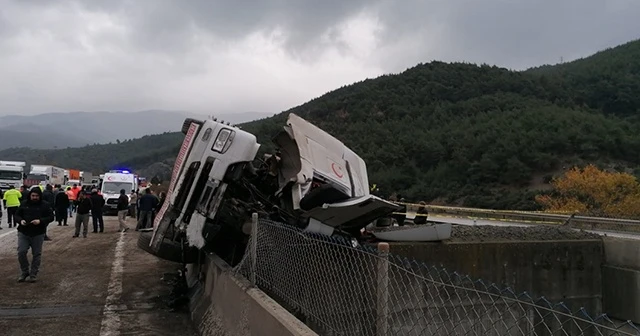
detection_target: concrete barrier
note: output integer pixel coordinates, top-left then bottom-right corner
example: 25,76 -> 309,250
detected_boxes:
388,239 -> 604,314
603,237 -> 640,270
602,237 -> 640,324
187,253 -> 318,336
602,265 -> 640,324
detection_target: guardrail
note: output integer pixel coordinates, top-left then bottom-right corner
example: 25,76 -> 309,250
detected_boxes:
390,201 -> 640,234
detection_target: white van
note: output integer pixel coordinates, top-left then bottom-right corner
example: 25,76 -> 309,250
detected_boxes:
140,114 -> 400,264
101,172 -> 137,214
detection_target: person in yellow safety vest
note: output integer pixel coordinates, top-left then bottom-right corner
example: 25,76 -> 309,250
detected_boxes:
3,185 -> 23,229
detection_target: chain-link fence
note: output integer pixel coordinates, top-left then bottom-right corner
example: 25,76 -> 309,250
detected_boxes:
233,217 -> 640,336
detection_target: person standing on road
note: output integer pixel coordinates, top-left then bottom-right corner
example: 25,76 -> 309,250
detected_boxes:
136,188 -> 158,230
41,185 -> 55,241
128,190 -> 138,218
65,186 -> 76,219
72,191 -> 92,238
52,184 -> 61,198
3,186 -> 22,229
0,189 -> 4,228
70,184 -> 81,216
54,187 -> 70,226
117,189 -> 130,233
413,201 -> 429,225
0,189 -> 3,227
20,185 -> 29,201
90,189 -> 105,233
14,187 -> 54,282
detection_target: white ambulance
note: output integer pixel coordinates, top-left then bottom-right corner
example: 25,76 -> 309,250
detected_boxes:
101,171 -> 137,214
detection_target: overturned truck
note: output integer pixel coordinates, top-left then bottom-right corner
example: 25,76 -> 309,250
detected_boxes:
138,113 -> 401,265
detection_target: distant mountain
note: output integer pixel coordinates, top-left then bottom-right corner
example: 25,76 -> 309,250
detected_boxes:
2,39 -> 640,211
0,110 -> 272,150
0,127 -> 88,150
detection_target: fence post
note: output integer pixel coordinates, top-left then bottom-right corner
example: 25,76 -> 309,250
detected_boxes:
250,212 -> 258,287
376,242 -> 390,336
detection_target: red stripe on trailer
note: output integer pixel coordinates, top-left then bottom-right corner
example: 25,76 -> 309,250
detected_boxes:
152,122 -> 200,229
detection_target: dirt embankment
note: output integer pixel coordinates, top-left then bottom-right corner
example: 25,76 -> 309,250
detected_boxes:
453,224 -> 602,242
371,223 -> 602,242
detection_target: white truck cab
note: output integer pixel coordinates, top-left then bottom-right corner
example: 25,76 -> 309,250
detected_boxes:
143,114 -> 400,264
0,161 -> 26,190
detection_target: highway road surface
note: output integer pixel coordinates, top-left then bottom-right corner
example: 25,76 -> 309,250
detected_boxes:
427,214 -> 640,240
0,213 -> 197,336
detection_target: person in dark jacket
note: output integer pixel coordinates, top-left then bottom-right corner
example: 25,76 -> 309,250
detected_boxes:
21,185 -> 29,201
54,187 -> 70,226
413,201 -> 428,225
116,189 -> 130,232
0,188 -> 3,226
14,187 -> 54,282
42,184 -> 55,204
41,184 -> 55,241
73,191 -> 92,238
90,189 -> 105,233
136,188 -> 158,230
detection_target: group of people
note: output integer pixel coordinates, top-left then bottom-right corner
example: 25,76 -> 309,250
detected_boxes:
0,183 -> 164,283
2,183 -> 108,237
129,188 -> 166,231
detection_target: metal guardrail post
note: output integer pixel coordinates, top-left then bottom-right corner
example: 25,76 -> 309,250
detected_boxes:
250,212 -> 258,287
376,242 -> 390,336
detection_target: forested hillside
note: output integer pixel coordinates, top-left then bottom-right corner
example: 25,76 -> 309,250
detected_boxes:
2,39 -> 639,210
0,133 -> 183,176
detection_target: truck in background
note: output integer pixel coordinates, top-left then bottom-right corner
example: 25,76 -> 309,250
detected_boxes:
101,170 -> 138,214
79,172 -> 98,186
0,161 -> 26,190
28,164 -> 66,186
67,169 -> 81,186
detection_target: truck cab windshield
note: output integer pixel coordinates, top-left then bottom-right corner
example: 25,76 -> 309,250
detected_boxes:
0,171 -> 22,180
26,174 -> 47,181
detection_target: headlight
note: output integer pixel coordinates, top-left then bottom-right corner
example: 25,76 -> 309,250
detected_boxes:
211,128 -> 235,153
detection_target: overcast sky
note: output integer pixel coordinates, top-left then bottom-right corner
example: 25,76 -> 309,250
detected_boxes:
0,0 -> 638,116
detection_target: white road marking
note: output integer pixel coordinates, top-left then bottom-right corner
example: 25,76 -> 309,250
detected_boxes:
0,209 -> 13,239
0,228 -> 16,239
98,231 -> 127,336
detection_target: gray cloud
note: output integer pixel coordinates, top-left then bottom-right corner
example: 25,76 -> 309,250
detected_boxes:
0,0 -> 639,115
71,0 -> 374,59
67,0 -> 640,68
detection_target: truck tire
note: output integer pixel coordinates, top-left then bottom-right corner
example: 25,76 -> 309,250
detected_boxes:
181,118 -> 202,134
137,232 -> 199,264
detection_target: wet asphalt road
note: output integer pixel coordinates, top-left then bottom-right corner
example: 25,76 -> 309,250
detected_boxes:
0,214 -> 197,336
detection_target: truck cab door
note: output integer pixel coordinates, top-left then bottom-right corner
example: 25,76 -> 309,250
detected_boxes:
302,195 -> 401,234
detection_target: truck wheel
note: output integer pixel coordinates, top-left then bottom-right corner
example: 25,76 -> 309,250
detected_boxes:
137,232 -> 199,264
181,118 -> 202,134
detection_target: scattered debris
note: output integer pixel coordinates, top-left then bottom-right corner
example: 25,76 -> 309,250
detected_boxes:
370,222 -> 444,232
160,269 -> 190,312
